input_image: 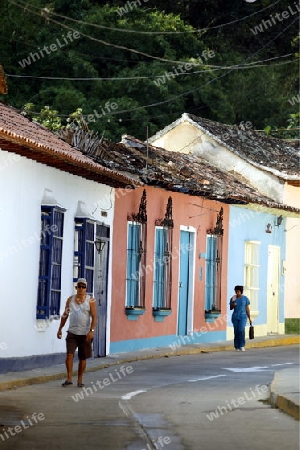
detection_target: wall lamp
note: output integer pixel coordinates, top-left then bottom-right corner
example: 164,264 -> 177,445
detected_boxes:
275,215 -> 283,227
94,239 -> 106,253
265,223 -> 272,234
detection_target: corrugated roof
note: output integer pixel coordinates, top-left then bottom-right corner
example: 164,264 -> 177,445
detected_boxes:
0,102 -> 138,188
149,113 -> 300,181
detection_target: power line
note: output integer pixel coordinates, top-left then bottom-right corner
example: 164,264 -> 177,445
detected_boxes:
10,0 -> 283,35
7,55 -> 296,82
5,0 -> 298,125
8,0 -> 295,68
7,0 -> 208,65
77,15 -> 300,120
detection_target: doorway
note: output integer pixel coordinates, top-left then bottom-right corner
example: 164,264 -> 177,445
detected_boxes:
93,224 -> 110,357
267,245 -> 280,334
177,229 -> 195,336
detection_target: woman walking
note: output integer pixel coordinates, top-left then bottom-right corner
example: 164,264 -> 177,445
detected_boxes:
230,285 -> 252,351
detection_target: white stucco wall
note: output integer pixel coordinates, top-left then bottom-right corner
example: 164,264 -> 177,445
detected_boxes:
0,150 -> 115,358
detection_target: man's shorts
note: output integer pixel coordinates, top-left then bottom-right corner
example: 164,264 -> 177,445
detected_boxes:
66,332 -> 92,360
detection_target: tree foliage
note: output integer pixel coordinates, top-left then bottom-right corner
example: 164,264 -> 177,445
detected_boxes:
0,0 -> 299,140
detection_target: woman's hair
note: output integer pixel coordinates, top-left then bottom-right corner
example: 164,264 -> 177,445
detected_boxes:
234,285 -> 244,293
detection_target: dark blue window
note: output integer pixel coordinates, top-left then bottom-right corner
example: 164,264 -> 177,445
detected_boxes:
74,219 -> 95,295
36,206 -> 65,319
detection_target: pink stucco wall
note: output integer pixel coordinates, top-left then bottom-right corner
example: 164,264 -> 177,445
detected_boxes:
110,186 -> 229,343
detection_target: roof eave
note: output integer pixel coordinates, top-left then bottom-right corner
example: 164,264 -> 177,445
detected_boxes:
0,134 -> 139,189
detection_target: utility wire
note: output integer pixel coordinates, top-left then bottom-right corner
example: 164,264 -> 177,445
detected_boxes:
8,0 -> 210,65
10,0 -> 283,35
7,54 -> 296,82
6,0 -> 298,124
38,16 -> 299,118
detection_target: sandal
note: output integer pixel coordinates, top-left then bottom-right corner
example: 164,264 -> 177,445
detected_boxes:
77,383 -> 85,388
62,380 -> 73,387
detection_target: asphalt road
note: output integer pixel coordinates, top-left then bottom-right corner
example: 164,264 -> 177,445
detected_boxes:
0,346 -> 299,450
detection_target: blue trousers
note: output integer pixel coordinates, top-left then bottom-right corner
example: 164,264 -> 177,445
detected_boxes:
232,317 -> 247,349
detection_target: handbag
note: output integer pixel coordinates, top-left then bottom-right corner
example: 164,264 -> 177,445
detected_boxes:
249,324 -> 254,340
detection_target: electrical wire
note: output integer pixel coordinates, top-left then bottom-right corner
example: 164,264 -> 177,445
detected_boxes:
40,14 -> 299,120
7,55 -> 296,82
5,0 -> 299,125
10,0 -> 283,35
8,0 -> 295,67
7,0 -> 208,65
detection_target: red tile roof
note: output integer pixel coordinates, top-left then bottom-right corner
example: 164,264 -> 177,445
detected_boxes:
0,102 -> 138,188
120,136 -> 300,215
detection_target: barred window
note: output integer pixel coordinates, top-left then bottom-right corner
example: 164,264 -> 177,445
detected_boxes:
36,206 -> 65,319
153,227 -> 172,310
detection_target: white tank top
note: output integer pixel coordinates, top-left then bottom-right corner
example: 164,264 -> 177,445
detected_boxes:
68,295 -> 91,335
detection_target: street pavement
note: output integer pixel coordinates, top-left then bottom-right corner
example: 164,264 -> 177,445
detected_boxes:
0,334 -> 299,420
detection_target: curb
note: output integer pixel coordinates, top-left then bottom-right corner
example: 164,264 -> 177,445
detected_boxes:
271,394 -> 300,420
269,365 -> 300,421
0,336 -> 299,392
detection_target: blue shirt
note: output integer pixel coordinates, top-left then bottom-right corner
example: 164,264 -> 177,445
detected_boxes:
230,294 -> 250,321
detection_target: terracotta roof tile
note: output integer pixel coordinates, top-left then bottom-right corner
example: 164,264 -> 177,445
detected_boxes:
111,135 -> 298,214
0,102 -> 138,188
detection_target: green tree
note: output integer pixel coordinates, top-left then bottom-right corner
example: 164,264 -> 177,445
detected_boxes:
0,0 -> 298,140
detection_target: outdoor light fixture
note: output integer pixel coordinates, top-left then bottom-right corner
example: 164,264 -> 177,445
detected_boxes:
94,239 -> 106,253
266,223 -> 272,234
275,215 -> 283,227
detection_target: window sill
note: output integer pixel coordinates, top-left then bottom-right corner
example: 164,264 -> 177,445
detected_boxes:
125,307 -> 146,321
205,310 -> 222,322
35,315 -> 60,331
152,308 -> 172,322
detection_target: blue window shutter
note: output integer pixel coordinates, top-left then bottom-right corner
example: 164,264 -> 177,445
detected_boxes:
74,219 -> 95,295
205,235 -> 217,311
153,228 -> 167,308
85,221 -> 95,291
37,207 -> 64,319
126,223 -> 141,307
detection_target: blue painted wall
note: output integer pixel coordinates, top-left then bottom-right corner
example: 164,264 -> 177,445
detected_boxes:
110,330 -> 227,354
227,206 -> 286,327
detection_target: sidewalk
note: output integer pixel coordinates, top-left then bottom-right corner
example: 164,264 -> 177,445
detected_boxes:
0,334 -> 299,419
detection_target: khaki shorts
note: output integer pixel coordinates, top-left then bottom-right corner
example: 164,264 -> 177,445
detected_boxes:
66,332 -> 92,360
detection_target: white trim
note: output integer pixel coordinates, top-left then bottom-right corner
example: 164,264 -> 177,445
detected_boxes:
180,225 -> 196,233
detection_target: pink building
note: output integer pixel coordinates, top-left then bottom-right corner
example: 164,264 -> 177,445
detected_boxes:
110,185 -> 230,352
108,136 -> 286,353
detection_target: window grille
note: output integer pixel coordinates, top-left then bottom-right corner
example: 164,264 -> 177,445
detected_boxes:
126,190 -> 147,308
36,206 -> 65,319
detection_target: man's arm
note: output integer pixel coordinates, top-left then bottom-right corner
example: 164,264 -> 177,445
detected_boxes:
86,297 -> 97,341
57,297 -> 71,339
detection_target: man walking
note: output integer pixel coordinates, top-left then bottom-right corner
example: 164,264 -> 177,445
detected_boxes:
57,278 -> 97,387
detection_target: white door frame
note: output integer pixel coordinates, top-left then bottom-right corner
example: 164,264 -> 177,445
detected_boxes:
267,245 -> 280,333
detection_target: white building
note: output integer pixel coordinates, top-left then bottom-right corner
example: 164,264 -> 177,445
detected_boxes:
0,102 -> 136,372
